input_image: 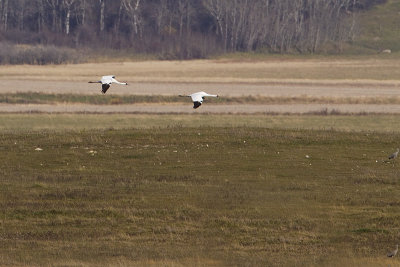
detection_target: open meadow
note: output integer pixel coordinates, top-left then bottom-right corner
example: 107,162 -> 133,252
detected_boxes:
2,57 -> 400,266
0,114 -> 400,266
3,56 -> 400,84
1,57 -> 400,114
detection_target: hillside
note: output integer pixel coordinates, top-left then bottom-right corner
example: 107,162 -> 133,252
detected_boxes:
354,0 -> 400,53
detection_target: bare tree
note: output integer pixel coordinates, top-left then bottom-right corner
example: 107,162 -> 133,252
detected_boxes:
99,0 -> 105,32
0,0 -> 365,58
3,0 -> 8,31
154,0 -> 168,35
203,0 -> 224,36
37,0 -> 45,32
121,0 -> 142,37
63,0 -> 75,35
74,0 -> 86,26
46,0 -> 60,32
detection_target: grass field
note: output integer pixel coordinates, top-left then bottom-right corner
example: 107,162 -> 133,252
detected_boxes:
5,93 -> 400,105
3,114 -> 400,132
2,56 -> 400,265
2,57 -> 400,85
1,114 -> 400,266
1,58 -> 400,115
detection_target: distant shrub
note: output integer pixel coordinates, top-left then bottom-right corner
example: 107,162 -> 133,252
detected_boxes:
0,43 -> 84,65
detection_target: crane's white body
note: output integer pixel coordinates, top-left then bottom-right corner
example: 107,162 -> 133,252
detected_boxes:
179,91 -> 218,109
89,75 -> 128,94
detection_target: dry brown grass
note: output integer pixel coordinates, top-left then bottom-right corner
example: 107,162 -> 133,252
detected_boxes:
2,58 -> 400,85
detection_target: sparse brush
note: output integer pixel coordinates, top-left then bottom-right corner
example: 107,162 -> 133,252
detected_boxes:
0,43 -> 84,65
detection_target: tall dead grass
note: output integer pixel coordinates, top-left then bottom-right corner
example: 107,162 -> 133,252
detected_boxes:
0,43 -> 83,65
0,58 -> 400,84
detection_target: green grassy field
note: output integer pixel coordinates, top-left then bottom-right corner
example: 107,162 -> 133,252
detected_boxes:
2,114 -> 400,133
1,114 -> 400,266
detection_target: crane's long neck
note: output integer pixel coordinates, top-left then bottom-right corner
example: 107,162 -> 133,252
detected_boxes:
88,81 -> 101,83
114,81 -> 127,85
112,79 -> 127,85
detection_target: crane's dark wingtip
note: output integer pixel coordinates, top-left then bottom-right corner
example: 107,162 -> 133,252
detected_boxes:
193,102 -> 202,109
101,84 -> 110,94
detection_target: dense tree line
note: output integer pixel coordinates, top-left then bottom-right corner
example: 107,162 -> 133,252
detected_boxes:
0,0 -> 387,58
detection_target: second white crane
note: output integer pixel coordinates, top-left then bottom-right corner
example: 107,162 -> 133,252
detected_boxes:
179,91 -> 219,109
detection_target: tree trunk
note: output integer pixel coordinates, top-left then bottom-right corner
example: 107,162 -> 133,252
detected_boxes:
38,0 -> 45,32
0,0 -> 3,29
133,0 -> 141,36
116,1 -> 123,33
155,0 -> 167,35
19,1 -> 24,31
121,0 -> 142,37
82,0 -> 86,25
100,0 -> 105,32
3,0 -> 8,31
65,7 -> 71,34
178,0 -> 186,39
186,0 -> 190,37
63,0 -> 75,35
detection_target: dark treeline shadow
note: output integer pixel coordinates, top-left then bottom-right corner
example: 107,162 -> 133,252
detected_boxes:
0,0 -> 387,61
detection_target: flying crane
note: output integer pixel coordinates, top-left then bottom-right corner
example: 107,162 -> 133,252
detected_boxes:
89,75 -> 128,94
179,91 -> 219,109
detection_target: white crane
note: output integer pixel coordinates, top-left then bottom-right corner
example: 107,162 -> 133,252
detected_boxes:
88,75 -> 128,94
387,244 -> 398,257
179,91 -> 219,109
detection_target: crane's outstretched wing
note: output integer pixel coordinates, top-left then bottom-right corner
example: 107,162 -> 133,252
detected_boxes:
102,84 -> 110,94
190,94 -> 204,109
193,101 -> 202,109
